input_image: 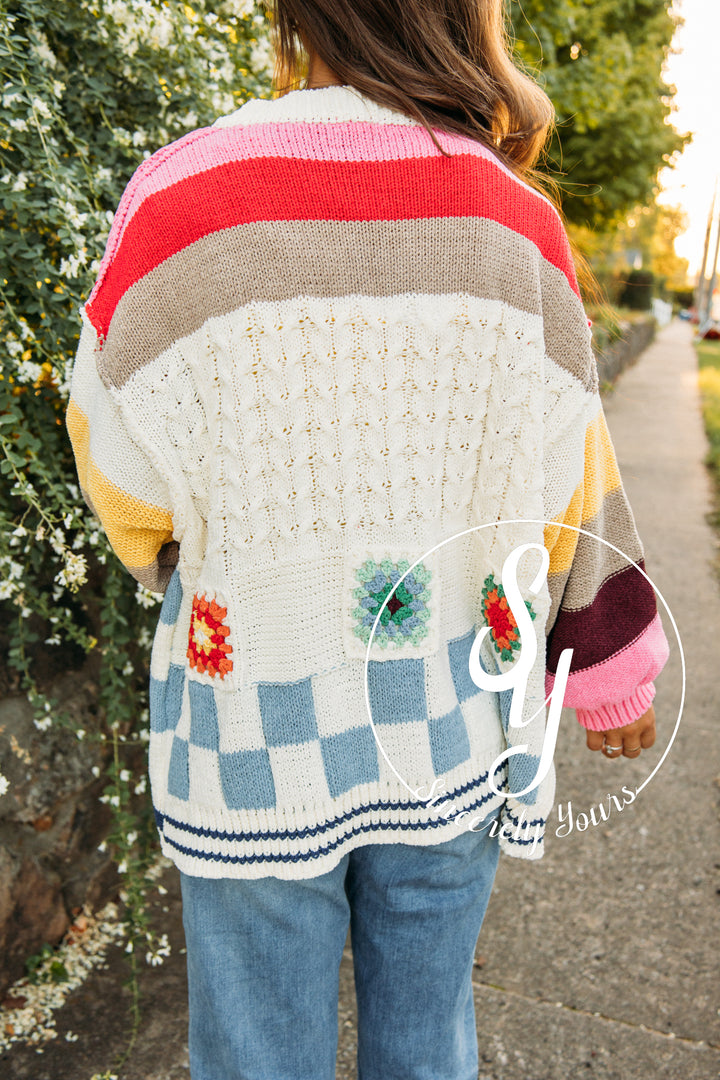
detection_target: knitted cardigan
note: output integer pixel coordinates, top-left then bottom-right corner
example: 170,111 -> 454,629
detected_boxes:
66,84 -> 670,879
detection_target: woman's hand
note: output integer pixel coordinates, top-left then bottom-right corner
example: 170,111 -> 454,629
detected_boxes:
585,705 -> 656,759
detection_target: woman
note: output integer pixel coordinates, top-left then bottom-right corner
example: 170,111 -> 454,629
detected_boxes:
66,1 -> 668,1077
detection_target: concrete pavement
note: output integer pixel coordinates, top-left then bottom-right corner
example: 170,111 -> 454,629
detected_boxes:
464,319 -> 720,1079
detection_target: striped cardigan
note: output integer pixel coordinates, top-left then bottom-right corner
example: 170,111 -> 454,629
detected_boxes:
65,84 -> 669,878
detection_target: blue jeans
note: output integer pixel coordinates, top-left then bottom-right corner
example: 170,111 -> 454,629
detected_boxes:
179,809 -> 501,1080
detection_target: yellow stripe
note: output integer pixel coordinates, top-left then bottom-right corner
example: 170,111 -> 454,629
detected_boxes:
544,408 -> 622,575
66,399 -> 174,569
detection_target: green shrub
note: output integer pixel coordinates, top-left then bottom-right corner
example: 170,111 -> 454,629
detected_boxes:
1,0 -> 272,1059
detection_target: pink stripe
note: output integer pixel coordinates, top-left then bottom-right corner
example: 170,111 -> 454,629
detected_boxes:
545,611 -> 670,730
88,125 -> 214,312
102,120 -> 551,270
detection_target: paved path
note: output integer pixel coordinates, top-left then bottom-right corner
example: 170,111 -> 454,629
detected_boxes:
3,320 -> 718,1080
464,319 -> 720,1079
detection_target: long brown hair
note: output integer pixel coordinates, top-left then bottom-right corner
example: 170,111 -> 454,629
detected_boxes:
261,0 -> 555,178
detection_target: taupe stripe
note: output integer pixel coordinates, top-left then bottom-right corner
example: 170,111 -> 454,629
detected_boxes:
128,540 -> 179,594
80,483 -> 98,521
540,260 -> 599,395
96,216 -> 593,392
545,485 -> 644,631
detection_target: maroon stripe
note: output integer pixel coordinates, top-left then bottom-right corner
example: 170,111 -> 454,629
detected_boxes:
546,560 -> 657,674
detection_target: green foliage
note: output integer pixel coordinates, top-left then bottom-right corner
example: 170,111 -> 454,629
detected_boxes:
696,339 -> 720,493
24,942 -> 70,984
695,338 -> 720,554
0,0 -> 272,1060
619,269 -> 655,310
510,0 -> 689,228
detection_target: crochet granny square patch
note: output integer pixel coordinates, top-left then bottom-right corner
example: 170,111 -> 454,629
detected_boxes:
343,547 -> 441,661
481,573 -> 536,662
187,593 -> 234,679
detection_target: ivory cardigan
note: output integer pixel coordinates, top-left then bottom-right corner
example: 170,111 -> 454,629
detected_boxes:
65,84 -> 670,878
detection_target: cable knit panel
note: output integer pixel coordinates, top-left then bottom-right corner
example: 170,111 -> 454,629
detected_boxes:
66,84 -> 670,878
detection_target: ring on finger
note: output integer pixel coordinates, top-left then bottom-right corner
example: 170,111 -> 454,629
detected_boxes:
603,744 -> 622,754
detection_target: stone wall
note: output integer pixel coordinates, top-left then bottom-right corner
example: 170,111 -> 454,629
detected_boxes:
0,661 -> 122,995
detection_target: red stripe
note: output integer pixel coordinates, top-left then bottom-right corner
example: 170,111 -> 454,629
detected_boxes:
87,154 -> 578,338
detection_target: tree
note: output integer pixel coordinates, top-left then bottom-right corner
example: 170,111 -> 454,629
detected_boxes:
510,0 -> 689,229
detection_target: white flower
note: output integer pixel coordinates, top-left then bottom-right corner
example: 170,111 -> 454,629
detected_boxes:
135,583 -> 162,609
59,252 -> 86,278
119,769 -> 131,782
226,0 -> 254,17
12,172 -> 27,192
0,580 -> 17,600
145,933 -> 171,966
8,117 -> 28,132
134,776 -> 147,794
31,34 -> 57,67
122,661 -> 134,676
50,527 -> 66,555
32,98 -> 52,120
54,550 -> 88,590
34,715 -> 53,732
75,728 -> 86,740
117,860 -> 127,874
17,359 -> 43,384
148,13 -> 174,49
0,773 -> 10,797
250,37 -> 274,76
91,765 -> 101,778
6,336 -> 23,357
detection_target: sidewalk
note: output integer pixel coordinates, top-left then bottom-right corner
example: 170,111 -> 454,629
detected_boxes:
2,320 -> 718,1080
469,319 -> 720,1079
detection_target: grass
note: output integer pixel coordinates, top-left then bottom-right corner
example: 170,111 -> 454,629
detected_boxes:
695,337 -> 720,531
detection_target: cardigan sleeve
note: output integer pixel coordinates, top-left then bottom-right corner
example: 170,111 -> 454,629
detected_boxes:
65,306 -> 178,593
539,212 -> 670,732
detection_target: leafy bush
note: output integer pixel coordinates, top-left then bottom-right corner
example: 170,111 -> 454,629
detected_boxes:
618,269 -> 656,311
1,0 -> 272,1052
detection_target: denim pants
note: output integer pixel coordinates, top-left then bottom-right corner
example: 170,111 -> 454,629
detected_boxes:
179,807 -> 501,1080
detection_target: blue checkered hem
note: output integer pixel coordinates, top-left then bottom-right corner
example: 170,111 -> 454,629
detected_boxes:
151,758 -> 547,876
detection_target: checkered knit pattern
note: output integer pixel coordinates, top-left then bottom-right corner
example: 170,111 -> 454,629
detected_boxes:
65,84 -> 670,879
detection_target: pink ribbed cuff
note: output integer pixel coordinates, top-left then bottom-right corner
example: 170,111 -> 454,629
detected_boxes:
575,681 -> 657,731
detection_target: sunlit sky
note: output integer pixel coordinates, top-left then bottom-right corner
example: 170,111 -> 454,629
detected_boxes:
657,0 -> 720,279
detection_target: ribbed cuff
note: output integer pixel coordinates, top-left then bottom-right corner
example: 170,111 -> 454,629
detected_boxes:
575,681 -> 656,731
